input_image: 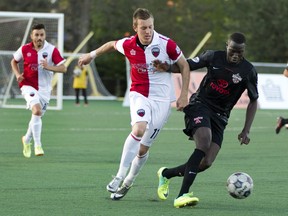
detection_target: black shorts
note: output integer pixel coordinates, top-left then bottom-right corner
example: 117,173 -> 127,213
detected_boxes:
182,101 -> 228,147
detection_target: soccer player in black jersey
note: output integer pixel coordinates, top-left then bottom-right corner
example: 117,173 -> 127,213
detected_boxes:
275,65 -> 288,134
154,32 -> 259,208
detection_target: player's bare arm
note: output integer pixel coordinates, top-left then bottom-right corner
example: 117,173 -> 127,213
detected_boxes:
78,41 -> 116,66
10,59 -> 24,83
40,59 -> 67,73
153,60 -> 169,71
153,60 -> 180,73
175,56 -> 190,111
238,99 -> 258,145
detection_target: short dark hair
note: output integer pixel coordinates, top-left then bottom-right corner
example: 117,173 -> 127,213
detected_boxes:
229,32 -> 246,44
133,8 -> 153,27
31,23 -> 45,31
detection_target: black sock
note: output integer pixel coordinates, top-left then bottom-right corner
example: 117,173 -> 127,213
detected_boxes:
177,148 -> 205,197
162,164 -> 186,179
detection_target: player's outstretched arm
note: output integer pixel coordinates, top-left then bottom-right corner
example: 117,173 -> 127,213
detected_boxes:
78,41 -> 116,67
153,60 -> 180,73
40,59 -> 67,73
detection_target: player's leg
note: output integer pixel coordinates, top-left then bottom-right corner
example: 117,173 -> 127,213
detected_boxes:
123,100 -> 171,185
112,99 -> 170,200
107,92 -> 148,193
82,88 -> 88,105
111,144 -> 150,200
173,103 -> 210,207
110,122 -> 150,198
176,127 -> 209,195
275,116 -> 288,134
22,122 -> 32,158
75,88 -> 80,105
122,144 -> 149,186
30,103 -> 44,156
22,121 -> 33,148
198,142 -> 220,172
106,130 -> 143,193
21,86 -> 43,157
31,92 -> 50,157
198,111 -> 226,172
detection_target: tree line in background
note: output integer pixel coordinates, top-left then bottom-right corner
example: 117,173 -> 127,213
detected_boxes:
1,0 -> 287,96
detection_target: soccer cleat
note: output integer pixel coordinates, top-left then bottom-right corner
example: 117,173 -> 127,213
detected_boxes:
110,183 -> 132,200
275,116 -> 284,134
174,192 -> 199,208
22,136 -> 32,158
106,176 -> 123,193
35,146 -> 44,156
157,167 -> 170,200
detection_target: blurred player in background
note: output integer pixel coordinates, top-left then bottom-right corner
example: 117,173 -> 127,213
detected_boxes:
11,23 -> 66,158
73,65 -> 88,106
78,8 -> 190,200
154,32 -> 258,208
275,64 -> 288,134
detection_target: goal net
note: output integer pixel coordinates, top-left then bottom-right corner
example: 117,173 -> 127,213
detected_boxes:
0,11 -> 64,110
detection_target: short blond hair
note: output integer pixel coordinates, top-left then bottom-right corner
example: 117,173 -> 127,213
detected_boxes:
133,8 -> 153,27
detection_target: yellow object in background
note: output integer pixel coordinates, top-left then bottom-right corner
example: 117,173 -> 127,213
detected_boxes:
73,66 -> 88,89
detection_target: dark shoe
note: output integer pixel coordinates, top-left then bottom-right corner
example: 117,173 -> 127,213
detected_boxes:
275,117 -> 284,134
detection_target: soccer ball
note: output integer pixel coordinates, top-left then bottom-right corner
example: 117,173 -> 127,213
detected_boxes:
226,172 -> 253,199
73,67 -> 82,76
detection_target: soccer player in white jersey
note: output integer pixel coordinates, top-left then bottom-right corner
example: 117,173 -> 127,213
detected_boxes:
78,8 -> 190,200
11,23 -> 66,158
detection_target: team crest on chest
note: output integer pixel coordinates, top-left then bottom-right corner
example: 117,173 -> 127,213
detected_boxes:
151,46 -> 160,57
232,73 -> 242,84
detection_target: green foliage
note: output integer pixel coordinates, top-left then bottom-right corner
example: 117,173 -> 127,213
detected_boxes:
226,0 -> 288,62
1,0 -> 288,95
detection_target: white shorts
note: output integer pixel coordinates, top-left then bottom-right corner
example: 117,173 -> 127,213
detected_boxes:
20,85 -> 50,116
129,92 -> 171,147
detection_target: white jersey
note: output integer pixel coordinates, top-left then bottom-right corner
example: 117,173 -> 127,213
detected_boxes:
115,30 -> 182,102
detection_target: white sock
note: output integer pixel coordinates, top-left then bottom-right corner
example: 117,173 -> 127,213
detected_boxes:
30,114 -> 42,147
124,152 -> 149,186
116,133 -> 141,179
24,121 -> 33,144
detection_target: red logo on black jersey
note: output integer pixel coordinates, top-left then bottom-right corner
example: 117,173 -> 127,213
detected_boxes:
217,79 -> 228,88
210,79 -> 229,95
137,109 -> 145,117
151,47 -> 160,57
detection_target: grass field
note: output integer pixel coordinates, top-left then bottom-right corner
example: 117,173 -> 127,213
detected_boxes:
0,100 -> 287,216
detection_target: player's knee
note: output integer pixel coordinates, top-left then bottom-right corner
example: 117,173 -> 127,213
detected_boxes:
194,131 -> 212,152
132,123 -> 147,137
132,129 -> 145,137
32,109 -> 42,116
199,160 -> 212,172
31,103 -> 42,116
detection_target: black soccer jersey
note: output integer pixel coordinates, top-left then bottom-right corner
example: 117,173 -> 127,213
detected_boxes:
187,50 -> 259,117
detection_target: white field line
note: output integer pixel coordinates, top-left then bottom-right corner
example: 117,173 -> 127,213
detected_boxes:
0,126 -> 271,133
